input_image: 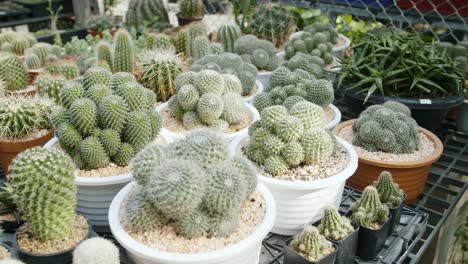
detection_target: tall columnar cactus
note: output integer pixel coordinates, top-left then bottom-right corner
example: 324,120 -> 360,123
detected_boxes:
179,0 -> 204,19
250,3 -> 293,47
174,30 -> 191,57
55,67 -> 162,170
217,25 -> 241,53
289,225 -> 334,261
73,237 -> 120,264
192,36 -> 209,60
0,54 -> 28,91
350,186 -> 389,229
8,147 -> 76,241
126,130 -> 257,238
113,29 -> 133,73
246,103 -> 333,176
234,35 -> 279,71
96,41 -> 113,72
35,74 -> 66,103
0,97 -> 38,139
125,0 -> 170,29
318,207 -> 354,241
137,49 -> 184,102
373,171 -> 404,208
352,101 -> 420,154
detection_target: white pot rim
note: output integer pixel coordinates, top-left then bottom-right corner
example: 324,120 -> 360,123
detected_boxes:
156,102 -> 260,142
243,80 -> 264,103
257,71 -> 272,76
229,135 -> 358,190
108,181 -> 276,262
43,131 -> 172,186
288,32 -> 351,52
325,104 -> 342,130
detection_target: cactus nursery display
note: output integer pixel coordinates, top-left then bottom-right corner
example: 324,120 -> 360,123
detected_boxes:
373,171 -> 404,208
245,103 -> 335,176
287,225 -> 335,262
318,206 -> 355,241
190,52 -> 258,96
54,66 -> 162,170
0,32 -> 36,56
250,3 -> 294,47
124,130 -> 257,238
350,186 -> 389,229
234,35 -> 280,72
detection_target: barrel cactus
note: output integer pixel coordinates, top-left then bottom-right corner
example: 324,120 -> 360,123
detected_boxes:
318,206 -> 354,241
373,171 -> 404,208
250,3 -> 294,47
217,25 -> 241,53
125,0 -> 170,30
350,186 -> 389,229
289,225 -> 334,261
24,53 -> 42,70
126,130 -> 257,238
234,35 -> 279,71
179,0 -> 204,19
35,74 -> 66,103
352,101 -> 420,154
8,147 -> 77,241
0,54 -> 28,91
55,66 -> 162,170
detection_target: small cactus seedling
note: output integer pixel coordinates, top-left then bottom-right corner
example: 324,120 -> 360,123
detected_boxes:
318,206 -> 354,241
73,237 -> 119,264
289,225 -> 335,261
350,186 -> 389,230
373,171 -> 404,208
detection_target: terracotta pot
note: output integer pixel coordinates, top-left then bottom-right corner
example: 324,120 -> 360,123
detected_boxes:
0,129 -> 54,174
88,30 -> 116,39
5,86 -> 36,97
27,70 -> 41,85
333,120 -> 443,204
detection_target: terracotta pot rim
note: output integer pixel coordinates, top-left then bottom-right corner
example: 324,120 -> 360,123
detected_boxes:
0,129 -> 54,152
333,120 -> 443,169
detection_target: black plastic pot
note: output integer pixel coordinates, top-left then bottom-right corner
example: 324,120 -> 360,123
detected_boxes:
13,221 -> 92,264
342,85 -> 465,131
388,194 -> 407,236
354,213 -> 392,261
35,28 -> 87,44
12,0 -> 73,18
0,8 -> 31,22
324,223 -> 359,264
284,238 -> 338,264
1,219 -> 25,233
176,13 -> 203,27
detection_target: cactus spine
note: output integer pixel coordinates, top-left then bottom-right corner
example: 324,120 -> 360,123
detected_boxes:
97,41 -> 113,72
73,237 -> 119,264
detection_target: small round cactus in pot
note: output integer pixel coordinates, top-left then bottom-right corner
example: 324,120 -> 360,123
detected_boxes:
177,0 -> 205,26
284,225 -> 337,263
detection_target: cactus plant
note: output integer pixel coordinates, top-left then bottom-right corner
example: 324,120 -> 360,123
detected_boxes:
179,0 -> 204,19
289,225 -> 334,261
373,171 -> 404,208
125,0 -> 170,29
24,53 -> 42,70
234,35 -> 279,71
192,36 -> 210,60
96,41 -> 113,72
87,15 -> 114,33
55,67 -> 162,170
73,237 -> 119,264
352,101 -> 420,154
137,49 -> 184,102
250,3 -> 294,47
8,147 -> 77,241
0,54 -> 28,91
125,130 -> 257,238
318,206 -> 354,241
35,74 -> 66,103
284,52 -> 325,78
217,25 -> 241,53
350,186 -> 389,229
113,29 -> 133,73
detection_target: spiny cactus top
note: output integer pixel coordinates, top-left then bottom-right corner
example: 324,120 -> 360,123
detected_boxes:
168,69 -> 248,132
113,29 -> 134,73
8,147 -> 77,241
318,207 -> 354,241
352,101 -> 420,154
350,186 -> 389,229
54,66 -> 162,170
126,130 -> 257,238
246,103 -> 335,176
234,35 -> 280,71
0,54 -> 28,91
137,48 -> 184,102
0,95 -> 54,140
289,225 -> 334,261
217,24 -> 241,53
190,52 -> 258,96
179,0 -> 204,19
373,171 -> 404,208
250,3 -> 294,48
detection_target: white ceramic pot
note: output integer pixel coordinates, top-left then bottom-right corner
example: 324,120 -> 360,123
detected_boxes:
229,136 -> 358,236
256,71 -> 272,89
109,182 -> 276,264
325,104 -> 342,130
43,132 -> 172,228
243,80 -> 264,103
156,102 -> 260,143
288,32 -> 351,58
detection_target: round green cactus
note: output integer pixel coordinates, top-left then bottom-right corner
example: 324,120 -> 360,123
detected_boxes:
85,84 -> 114,104
373,171 -> 404,208
290,225 -> 334,261
318,206 -> 354,241
0,97 -> 37,139
83,66 -> 112,89
217,25 -> 241,53
350,186 -> 389,229
11,36 -> 31,55
96,41 -> 113,72
69,98 -> 98,135
250,3 -> 293,47
195,69 -> 225,95
0,54 -> 28,91
80,136 -> 110,169
276,116 -> 304,143
35,74 -> 66,103
303,79 -> 334,107
289,101 -> 325,130
221,92 -> 244,125
56,123 -> 83,149
123,111 -> 153,151
261,105 -> 288,130
111,72 -> 136,90
130,142 -> 165,185
234,35 -> 278,71
25,53 -> 42,70
301,128 -> 335,165
197,93 -> 224,125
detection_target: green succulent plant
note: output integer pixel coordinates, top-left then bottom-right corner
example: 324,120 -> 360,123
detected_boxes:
35,74 -> 66,103
289,225 -> 334,261
373,171 -> 404,208
0,54 -> 28,92
87,15 -> 114,33
113,29 -> 134,73
318,206 -> 354,241
217,25 -> 241,53
234,35 -> 279,71
179,0 -> 204,19
125,0 -> 170,30
250,3 -> 294,47
350,186 -> 389,229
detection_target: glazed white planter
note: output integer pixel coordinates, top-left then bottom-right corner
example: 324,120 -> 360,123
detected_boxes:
229,136 -> 358,236
288,32 -> 351,58
156,102 -> 260,143
243,80 -> 264,103
109,182 -> 276,264
43,132 -> 172,228
256,71 -> 272,89
325,104 -> 342,130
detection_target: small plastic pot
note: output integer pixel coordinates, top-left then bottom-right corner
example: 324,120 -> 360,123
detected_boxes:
313,222 -> 359,264
283,238 -> 338,264
0,218 -> 25,233
355,213 -> 392,261
388,194 -> 407,236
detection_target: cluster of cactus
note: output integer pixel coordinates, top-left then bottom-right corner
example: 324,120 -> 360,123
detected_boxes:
352,101 -> 420,154
250,3 -> 294,47
8,147 -> 77,241
125,130 -> 257,238
45,61 -> 80,80
234,35 -> 279,71
304,23 -> 339,44
35,74 -> 66,103
136,48 -> 184,102
318,207 -> 354,241
24,43 -> 62,70
125,0 -> 170,30
246,103 -> 335,176
373,171 -> 404,208
190,52 -> 258,96
283,52 -> 326,78
0,54 -> 28,92
0,32 -> 36,56
289,225 -> 334,261
87,15 -> 114,32
94,29 -> 134,73
253,66 -> 334,112
435,41 -> 468,80
179,0 -> 204,19
192,35 -> 224,60
168,69 -> 247,131
73,237 -> 119,264
350,186 -> 389,229
284,28 -> 334,62
216,24 -> 241,53
173,23 -> 214,59
145,33 -> 174,50
53,66 -> 162,170
0,95 -> 54,139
